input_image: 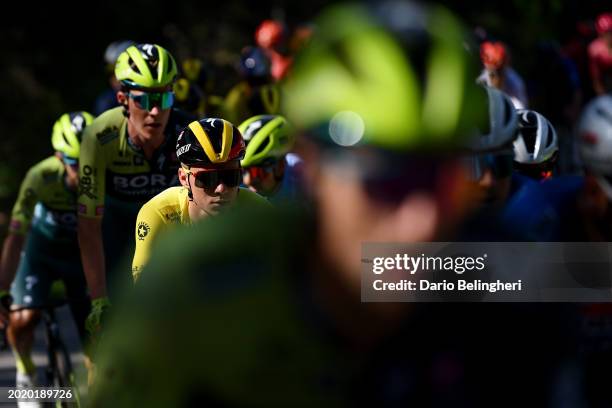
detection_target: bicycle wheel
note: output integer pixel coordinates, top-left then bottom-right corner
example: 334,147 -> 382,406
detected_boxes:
52,341 -> 77,408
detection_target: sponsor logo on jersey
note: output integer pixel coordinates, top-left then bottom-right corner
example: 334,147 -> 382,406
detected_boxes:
112,160 -> 134,166
137,221 -> 150,241
112,174 -> 177,191
78,165 -> 97,199
96,127 -> 119,145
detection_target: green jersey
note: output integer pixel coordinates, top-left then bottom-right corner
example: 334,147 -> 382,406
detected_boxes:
77,106 -> 194,218
9,156 -> 77,241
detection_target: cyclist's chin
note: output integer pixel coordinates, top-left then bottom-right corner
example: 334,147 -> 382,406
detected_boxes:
140,127 -> 164,141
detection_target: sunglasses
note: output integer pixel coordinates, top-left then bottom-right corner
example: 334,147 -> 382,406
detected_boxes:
128,91 -> 175,111
324,150 -> 444,206
463,152 -> 513,182
243,164 -> 276,180
62,154 -> 78,168
192,169 -> 242,191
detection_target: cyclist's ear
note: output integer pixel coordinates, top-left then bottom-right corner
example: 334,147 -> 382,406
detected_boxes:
178,167 -> 189,187
116,91 -> 128,107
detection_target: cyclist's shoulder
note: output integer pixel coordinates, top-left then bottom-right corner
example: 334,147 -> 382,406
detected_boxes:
25,156 -> 63,183
83,107 -> 125,146
139,186 -> 188,224
236,188 -> 273,208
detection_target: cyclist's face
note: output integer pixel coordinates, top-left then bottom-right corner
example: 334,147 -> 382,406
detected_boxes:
242,160 -> 285,196
120,88 -> 172,142
302,143 -> 462,285
464,152 -> 513,207
180,161 -> 241,219
486,68 -> 504,89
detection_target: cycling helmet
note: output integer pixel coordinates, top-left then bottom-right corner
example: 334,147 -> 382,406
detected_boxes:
176,118 -> 245,166
104,40 -> 135,67
577,95 -> 612,198
51,112 -> 94,158
596,13 -> 612,35
480,41 -> 507,70
513,109 -> 558,164
255,20 -> 285,49
238,115 -> 294,167
239,46 -> 272,79
283,1 -> 487,152
467,87 -> 518,152
115,43 -> 178,89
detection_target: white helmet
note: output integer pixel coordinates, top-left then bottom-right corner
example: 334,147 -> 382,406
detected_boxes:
104,40 -> 135,66
468,87 -> 518,152
513,109 -> 558,164
577,95 -> 612,199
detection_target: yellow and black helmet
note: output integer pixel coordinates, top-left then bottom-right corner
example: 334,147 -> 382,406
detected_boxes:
176,118 -> 245,166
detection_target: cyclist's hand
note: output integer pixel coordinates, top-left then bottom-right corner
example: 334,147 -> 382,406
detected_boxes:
0,290 -> 13,329
86,297 -> 111,341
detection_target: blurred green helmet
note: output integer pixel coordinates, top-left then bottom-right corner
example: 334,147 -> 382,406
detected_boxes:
239,115 -> 294,167
115,43 -> 178,89
51,112 -> 94,158
283,1 -> 486,152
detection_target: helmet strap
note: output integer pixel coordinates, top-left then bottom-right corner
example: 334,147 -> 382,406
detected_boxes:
185,169 -> 194,201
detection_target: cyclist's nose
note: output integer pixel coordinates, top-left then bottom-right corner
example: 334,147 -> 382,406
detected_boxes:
214,182 -> 228,194
478,168 -> 495,188
148,105 -> 161,115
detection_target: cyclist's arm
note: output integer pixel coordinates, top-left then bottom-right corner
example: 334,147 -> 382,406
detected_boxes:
0,167 -> 41,290
0,234 -> 24,291
77,124 -> 108,299
78,218 -> 106,298
132,201 -> 165,283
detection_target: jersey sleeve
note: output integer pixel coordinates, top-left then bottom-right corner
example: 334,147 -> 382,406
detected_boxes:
9,167 -> 42,235
78,124 -> 106,218
132,200 -> 166,282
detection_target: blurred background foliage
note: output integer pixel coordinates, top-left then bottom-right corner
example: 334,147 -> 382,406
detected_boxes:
0,0 -> 606,231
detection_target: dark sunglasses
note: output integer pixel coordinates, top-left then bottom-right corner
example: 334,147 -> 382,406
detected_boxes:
193,169 -> 242,191
324,149 -> 445,206
128,91 -> 175,111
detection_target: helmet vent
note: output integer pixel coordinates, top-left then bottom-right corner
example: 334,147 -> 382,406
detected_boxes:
128,58 -> 141,75
254,137 -> 272,156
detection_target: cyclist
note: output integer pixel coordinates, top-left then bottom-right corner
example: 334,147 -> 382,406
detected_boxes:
464,87 -> 519,209
223,46 -> 281,125
0,112 -> 93,391
588,12 -> 612,95
512,109 -> 558,181
131,118 -> 270,280
93,3 -> 561,406
254,19 -> 293,81
238,114 -> 303,202
93,40 -> 135,116
77,43 -> 194,334
477,40 -> 528,109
